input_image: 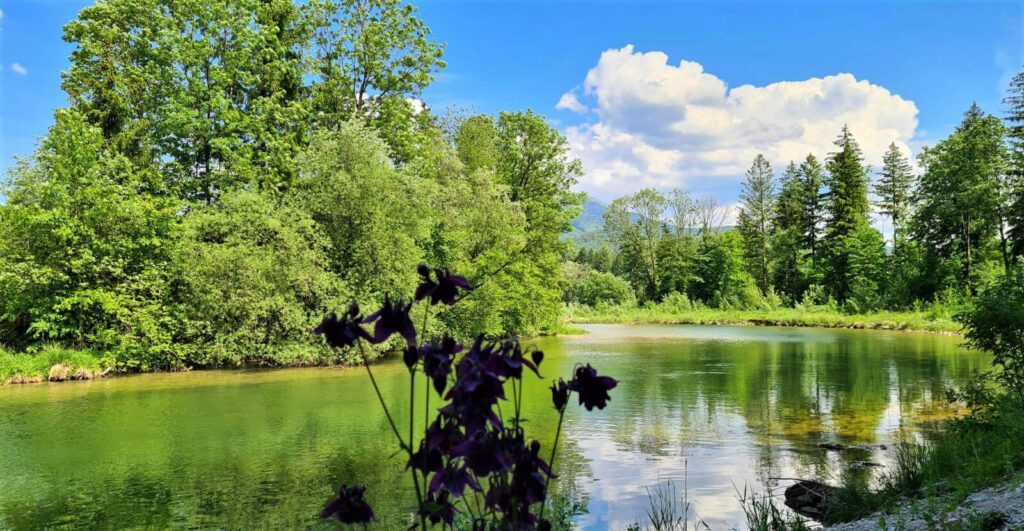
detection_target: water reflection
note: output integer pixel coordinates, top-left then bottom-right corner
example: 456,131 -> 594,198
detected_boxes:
0,324 -> 987,529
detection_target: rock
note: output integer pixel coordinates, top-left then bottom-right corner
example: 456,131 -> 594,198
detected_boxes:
785,480 -> 837,520
967,492 -> 992,504
818,442 -> 846,451
48,364 -> 71,381
851,460 -> 883,469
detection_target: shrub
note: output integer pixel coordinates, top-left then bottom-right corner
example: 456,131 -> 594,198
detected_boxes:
575,271 -> 634,307
958,267 -> 1024,396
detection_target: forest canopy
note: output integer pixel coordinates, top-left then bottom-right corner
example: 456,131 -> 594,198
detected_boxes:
2,0 -> 1024,375
0,0 -> 581,370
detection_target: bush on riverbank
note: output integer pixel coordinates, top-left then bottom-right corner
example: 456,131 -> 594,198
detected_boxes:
565,298 -> 961,333
0,345 -> 111,384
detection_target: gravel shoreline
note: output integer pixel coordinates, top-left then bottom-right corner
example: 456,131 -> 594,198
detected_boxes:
825,478 -> 1024,530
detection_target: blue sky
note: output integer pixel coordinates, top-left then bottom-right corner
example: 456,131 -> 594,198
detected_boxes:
2,0 -> 1022,208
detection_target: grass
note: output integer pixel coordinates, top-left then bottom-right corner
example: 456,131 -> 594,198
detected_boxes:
737,486 -> 811,531
822,397 -> 1024,525
566,302 -> 961,334
0,344 -> 112,385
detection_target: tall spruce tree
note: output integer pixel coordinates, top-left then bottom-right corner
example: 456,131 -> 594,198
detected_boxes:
1003,69 -> 1024,264
874,143 -> 915,253
823,126 -> 872,301
738,154 -> 776,293
773,161 -> 807,299
799,154 -> 826,266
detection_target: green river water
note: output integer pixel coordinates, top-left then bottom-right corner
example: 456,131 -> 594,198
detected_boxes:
0,324 -> 989,529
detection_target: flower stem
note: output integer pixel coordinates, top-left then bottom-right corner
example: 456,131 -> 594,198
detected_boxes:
359,343 -> 405,449
539,406 -> 567,520
409,364 -> 427,530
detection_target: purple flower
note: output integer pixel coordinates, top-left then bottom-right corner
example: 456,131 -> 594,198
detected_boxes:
321,484 -> 374,524
550,379 -> 570,411
451,429 -> 513,476
570,364 -> 617,411
363,297 -> 416,347
420,491 -> 456,526
421,335 -> 462,393
409,436 -> 444,473
530,348 -> 544,368
415,264 -> 473,306
313,303 -> 370,349
429,463 -> 481,496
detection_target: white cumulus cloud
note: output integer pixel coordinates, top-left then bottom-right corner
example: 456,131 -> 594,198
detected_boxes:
10,63 -> 27,75
563,45 -> 919,199
556,91 -> 589,114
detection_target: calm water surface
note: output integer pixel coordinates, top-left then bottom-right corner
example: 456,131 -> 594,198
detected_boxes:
0,324 -> 989,529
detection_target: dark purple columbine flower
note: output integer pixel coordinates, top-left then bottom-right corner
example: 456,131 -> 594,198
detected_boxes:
415,264 -> 473,306
530,348 -> 544,368
363,296 -> 416,347
321,484 -> 374,524
313,303 -> 371,349
451,429 -> 513,476
421,334 -> 462,393
408,438 -> 444,474
429,463 -> 481,496
550,379 -> 570,411
420,490 -> 456,526
570,364 -> 618,411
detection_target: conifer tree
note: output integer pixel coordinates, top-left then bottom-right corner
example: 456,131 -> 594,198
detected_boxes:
1003,69 -> 1024,264
823,126 -> 872,301
773,161 -> 807,299
874,143 -> 915,253
798,154 -> 826,265
738,154 -> 776,293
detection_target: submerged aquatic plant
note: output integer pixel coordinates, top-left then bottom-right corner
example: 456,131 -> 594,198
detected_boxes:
315,265 -> 617,529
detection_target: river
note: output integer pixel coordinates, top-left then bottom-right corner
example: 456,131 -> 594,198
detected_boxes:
0,324 -> 988,529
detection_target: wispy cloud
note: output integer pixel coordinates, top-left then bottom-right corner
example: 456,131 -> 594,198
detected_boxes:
10,63 -> 27,76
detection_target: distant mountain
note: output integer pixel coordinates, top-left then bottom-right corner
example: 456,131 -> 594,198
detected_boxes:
571,198 -> 608,234
567,199 -> 615,249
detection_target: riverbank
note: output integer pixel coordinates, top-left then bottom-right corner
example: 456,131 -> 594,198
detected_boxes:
826,477 -> 1024,530
566,305 -> 961,334
807,398 -> 1024,529
1,346 -> 112,385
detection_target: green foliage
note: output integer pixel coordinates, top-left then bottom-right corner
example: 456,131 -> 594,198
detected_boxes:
874,143 -> 915,251
565,268 -> 634,307
737,154 -> 776,293
604,189 -> 668,300
0,345 -> 111,383
691,231 -> 752,307
913,105 -> 1008,293
170,190 -> 344,367
958,266 -> 1024,395
1002,70 -> 1024,263
0,111 -> 178,366
774,162 -> 808,301
822,126 -> 873,302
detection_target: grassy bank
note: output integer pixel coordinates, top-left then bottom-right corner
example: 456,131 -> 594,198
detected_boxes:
0,346 -> 112,385
566,303 -> 961,333
822,397 -> 1024,526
